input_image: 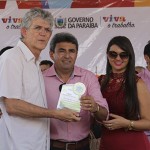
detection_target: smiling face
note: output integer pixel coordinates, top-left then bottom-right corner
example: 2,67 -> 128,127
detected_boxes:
107,44 -> 129,73
21,17 -> 52,58
50,42 -> 78,74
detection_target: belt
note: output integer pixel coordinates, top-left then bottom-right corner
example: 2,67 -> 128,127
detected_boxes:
50,137 -> 89,150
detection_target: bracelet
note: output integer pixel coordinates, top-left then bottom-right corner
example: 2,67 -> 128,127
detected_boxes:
128,120 -> 134,130
93,104 -> 100,113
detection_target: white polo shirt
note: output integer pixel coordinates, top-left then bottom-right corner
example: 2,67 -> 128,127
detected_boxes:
0,41 -> 50,150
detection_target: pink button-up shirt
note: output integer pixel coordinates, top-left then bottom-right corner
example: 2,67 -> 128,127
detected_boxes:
43,65 -> 108,141
138,68 -> 150,138
138,68 -> 150,91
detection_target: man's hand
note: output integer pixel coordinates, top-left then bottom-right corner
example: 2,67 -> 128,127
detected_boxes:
54,108 -> 81,122
80,95 -> 98,113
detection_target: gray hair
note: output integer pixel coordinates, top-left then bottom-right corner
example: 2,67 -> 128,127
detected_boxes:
21,8 -> 53,39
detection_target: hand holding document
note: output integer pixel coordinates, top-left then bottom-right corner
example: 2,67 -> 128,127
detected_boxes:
57,82 -> 86,112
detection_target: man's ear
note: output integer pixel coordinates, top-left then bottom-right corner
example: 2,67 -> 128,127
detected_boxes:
50,51 -> 54,61
21,27 -> 27,38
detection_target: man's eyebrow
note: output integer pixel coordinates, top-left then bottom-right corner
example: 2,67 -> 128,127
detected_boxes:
33,25 -> 50,28
58,48 -> 65,50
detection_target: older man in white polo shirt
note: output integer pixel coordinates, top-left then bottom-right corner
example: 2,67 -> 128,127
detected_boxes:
0,8 -> 80,150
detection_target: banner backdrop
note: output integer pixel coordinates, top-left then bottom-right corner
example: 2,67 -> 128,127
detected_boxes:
0,0 -> 150,75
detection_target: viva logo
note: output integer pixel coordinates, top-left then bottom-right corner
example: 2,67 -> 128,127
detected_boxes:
103,15 -> 126,22
2,16 -> 22,23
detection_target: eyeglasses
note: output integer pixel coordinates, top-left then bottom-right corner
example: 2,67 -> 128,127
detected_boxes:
107,51 -> 129,60
59,83 -> 66,92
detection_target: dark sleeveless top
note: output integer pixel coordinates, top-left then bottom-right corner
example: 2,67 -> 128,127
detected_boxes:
98,72 -> 150,150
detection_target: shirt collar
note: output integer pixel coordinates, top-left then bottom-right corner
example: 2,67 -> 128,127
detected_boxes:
17,40 -> 41,63
43,65 -> 82,77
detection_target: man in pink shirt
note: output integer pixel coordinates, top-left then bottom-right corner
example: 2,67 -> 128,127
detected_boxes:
138,41 -> 150,141
43,32 -> 109,150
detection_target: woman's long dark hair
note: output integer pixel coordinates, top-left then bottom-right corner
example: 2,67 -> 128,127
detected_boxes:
101,36 -> 139,120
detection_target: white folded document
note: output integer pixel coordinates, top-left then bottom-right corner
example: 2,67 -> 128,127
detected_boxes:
57,82 -> 86,112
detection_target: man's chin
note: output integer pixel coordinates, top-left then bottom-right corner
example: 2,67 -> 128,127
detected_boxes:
37,45 -> 47,51
62,66 -> 74,71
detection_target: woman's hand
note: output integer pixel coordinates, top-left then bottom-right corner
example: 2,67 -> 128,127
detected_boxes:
102,113 -> 130,130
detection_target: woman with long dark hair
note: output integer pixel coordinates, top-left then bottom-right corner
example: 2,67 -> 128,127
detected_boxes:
99,36 -> 150,150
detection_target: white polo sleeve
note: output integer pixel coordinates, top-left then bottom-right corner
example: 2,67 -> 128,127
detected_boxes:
0,52 -> 23,99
